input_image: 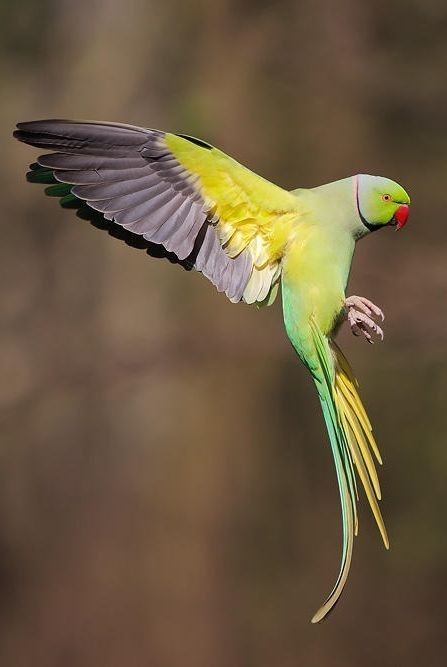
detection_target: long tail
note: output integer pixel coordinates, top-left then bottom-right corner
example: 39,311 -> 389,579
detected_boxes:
308,319 -> 389,624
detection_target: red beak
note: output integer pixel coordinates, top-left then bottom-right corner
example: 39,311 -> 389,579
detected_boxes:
394,204 -> 409,230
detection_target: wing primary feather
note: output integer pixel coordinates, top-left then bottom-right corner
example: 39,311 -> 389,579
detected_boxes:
134,195 -> 186,240
172,204 -> 207,261
71,173 -> 165,201
116,190 -> 175,227
38,153 -> 145,171
101,183 -> 172,214
148,197 -> 193,245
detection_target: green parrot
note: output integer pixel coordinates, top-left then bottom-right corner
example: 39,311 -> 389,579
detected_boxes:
13,120 -> 410,622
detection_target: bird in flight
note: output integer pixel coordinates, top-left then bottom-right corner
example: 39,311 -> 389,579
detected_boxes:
14,119 -> 410,622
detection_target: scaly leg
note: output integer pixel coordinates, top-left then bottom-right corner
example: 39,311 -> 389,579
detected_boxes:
344,296 -> 384,344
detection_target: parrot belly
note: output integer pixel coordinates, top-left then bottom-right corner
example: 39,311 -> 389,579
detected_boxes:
281,224 -> 354,362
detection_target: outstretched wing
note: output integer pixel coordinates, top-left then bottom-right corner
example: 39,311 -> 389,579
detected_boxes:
14,120 -> 300,304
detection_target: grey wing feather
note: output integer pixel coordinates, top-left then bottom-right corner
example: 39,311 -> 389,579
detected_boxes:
14,119 -> 253,301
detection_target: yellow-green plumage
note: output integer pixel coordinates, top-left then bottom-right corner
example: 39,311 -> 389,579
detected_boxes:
280,187 -> 389,621
13,119 -> 410,622
165,133 -> 299,304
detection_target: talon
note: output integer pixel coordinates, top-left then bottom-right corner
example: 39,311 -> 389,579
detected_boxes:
344,295 -> 385,343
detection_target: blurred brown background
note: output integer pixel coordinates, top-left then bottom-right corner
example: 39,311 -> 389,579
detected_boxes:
1,0 -> 447,665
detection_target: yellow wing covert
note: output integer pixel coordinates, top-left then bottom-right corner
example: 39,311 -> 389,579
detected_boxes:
164,133 -> 300,304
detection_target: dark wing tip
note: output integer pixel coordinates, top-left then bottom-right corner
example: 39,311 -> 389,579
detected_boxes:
176,134 -> 213,150
13,119 -> 151,153
14,118 -> 73,137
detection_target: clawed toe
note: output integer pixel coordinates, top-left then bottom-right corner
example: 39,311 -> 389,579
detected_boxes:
345,295 -> 384,322
345,296 -> 385,344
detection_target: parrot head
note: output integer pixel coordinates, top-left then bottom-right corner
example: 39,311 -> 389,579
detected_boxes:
355,174 -> 410,233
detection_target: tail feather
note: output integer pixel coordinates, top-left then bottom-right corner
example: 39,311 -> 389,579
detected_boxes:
311,397 -> 355,624
309,320 -> 388,624
334,347 -> 382,463
332,342 -> 389,549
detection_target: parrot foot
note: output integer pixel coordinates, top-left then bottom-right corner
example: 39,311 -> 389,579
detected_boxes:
344,296 -> 384,344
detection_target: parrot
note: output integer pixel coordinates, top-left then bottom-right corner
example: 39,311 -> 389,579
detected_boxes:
13,119 -> 410,623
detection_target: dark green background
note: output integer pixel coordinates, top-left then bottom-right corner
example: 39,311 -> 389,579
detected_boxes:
1,0 -> 446,665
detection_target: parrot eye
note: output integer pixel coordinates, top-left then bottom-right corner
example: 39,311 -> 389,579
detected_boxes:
382,194 -> 391,202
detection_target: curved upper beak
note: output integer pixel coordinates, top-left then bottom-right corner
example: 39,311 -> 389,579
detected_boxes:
392,204 -> 410,230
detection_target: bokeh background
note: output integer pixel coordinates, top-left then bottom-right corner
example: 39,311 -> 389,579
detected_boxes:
1,0 -> 447,665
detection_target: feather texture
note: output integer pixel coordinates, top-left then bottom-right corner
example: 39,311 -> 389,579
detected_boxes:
281,214 -> 389,622
307,323 -> 388,624
15,119 -> 301,304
